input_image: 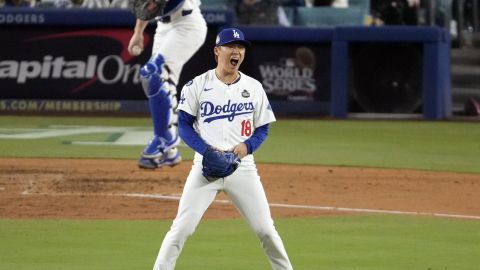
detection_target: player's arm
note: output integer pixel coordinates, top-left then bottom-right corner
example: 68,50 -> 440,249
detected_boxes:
178,110 -> 210,155
244,124 -> 269,154
128,19 -> 148,55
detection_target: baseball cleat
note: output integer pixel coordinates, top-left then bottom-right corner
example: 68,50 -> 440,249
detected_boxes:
142,134 -> 180,159
138,148 -> 182,169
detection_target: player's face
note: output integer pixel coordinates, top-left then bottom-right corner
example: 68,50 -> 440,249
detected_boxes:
214,43 -> 245,73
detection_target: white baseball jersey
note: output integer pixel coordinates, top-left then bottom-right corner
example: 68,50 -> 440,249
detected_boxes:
177,69 -> 276,166
154,69 -> 293,270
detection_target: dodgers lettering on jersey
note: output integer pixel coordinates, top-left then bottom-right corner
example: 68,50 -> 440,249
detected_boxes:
178,69 -> 275,164
200,99 -> 254,123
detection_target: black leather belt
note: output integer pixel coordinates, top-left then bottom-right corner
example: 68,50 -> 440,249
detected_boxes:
158,9 -> 193,23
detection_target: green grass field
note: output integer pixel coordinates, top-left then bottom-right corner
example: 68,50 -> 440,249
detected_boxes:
1,115 -> 480,270
1,116 -> 480,172
1,216 -> 479,270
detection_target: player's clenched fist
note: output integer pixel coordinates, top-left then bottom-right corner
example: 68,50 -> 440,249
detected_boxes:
128,30 -> 145,57
232,143 -> 248,159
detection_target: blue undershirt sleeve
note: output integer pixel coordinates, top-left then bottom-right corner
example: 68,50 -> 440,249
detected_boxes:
178,110 -> 209,155
244,124 -> 269,154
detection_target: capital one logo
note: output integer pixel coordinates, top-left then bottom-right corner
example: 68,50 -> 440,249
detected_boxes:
0,29 -> 150,93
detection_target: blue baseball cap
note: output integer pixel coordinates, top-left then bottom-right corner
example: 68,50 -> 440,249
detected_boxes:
215,28 -> 251,47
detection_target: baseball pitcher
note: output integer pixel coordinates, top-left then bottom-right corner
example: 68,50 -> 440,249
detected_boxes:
151,28 -> 294,270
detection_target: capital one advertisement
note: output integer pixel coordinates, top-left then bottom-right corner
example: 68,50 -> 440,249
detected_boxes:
0,27 -> 152,100
0,27 -> 330,114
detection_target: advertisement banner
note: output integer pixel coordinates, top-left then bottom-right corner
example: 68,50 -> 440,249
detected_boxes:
0,27 -> 153,100
0,25 -> 330,115
0,8 -> 233,26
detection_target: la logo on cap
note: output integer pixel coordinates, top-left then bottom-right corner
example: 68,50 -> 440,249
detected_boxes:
233,30 -> 240,39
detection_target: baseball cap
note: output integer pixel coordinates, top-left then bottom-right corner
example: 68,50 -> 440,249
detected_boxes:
215,28 -> 251,47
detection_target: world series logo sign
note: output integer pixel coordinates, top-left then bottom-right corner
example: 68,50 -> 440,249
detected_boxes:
258,56 -> 317,101
242,43 -> 331,103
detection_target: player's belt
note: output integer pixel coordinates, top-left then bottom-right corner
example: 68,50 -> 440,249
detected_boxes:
158,9 -> 193,23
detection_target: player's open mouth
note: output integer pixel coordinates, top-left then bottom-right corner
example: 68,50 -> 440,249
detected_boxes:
230,58 -> 239,66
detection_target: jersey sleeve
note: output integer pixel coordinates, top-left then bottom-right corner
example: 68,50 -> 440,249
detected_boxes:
253,83 -> 276,128
177,79 -> 199,117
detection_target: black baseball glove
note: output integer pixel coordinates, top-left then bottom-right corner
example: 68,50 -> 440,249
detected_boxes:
128,0 -> 166,21
202,148 -> 241,181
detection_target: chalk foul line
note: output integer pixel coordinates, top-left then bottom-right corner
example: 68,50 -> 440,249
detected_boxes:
20,189 -> 480,220
123,193 -> 480,221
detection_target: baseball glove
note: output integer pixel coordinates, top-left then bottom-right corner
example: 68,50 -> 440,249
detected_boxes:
202,148 -> 241,181
128,0 -> 166,21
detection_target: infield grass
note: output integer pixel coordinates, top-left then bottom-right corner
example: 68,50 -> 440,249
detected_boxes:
1,116 -> 480,173
0,215 -> 479,270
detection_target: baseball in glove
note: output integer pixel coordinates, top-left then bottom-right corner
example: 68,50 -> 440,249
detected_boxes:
202,148 -> 241,181
128,0 -> 166,21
